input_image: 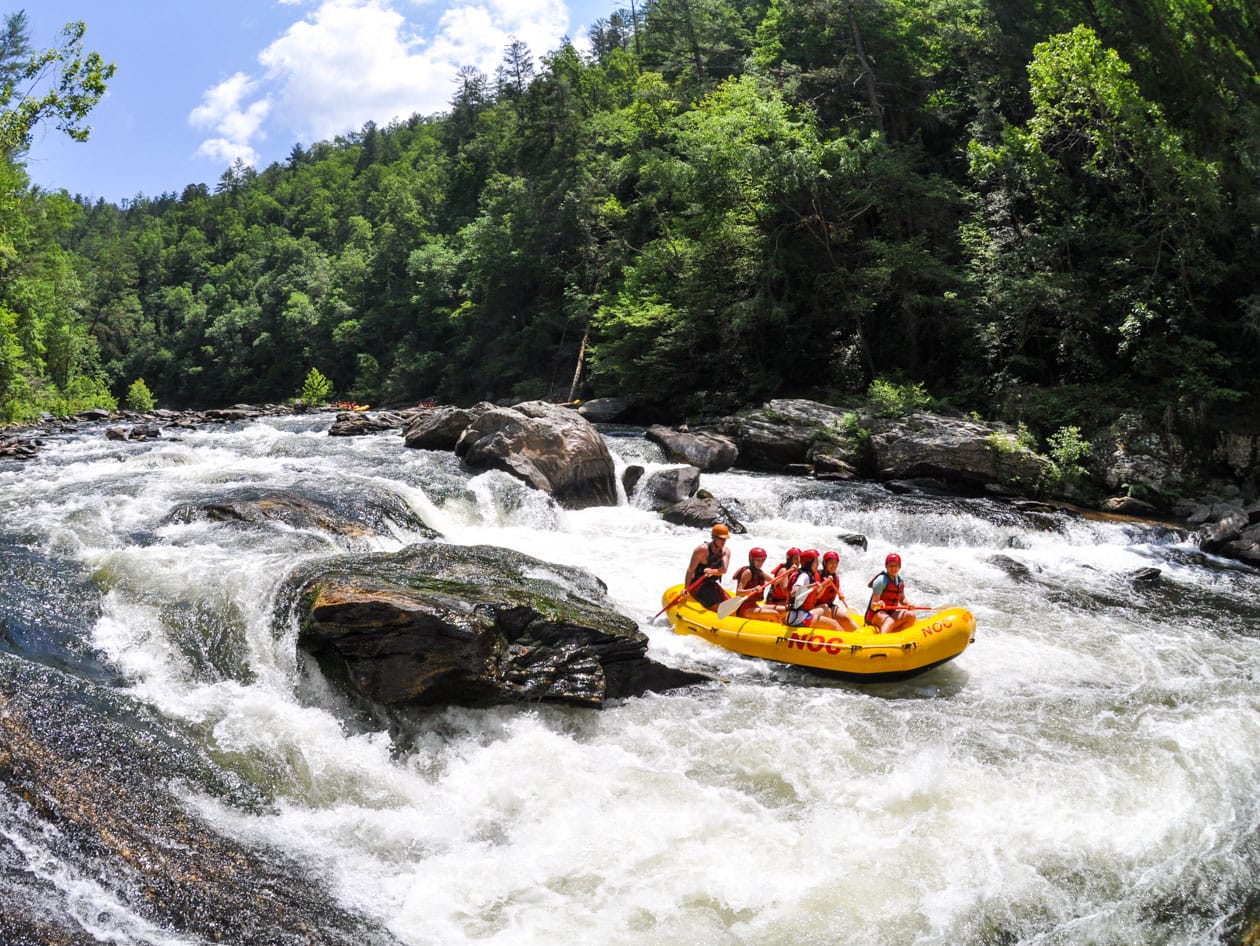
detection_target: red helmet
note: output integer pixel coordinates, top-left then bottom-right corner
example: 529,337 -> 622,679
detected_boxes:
800,548 -> 819,564
885,552 -> 902,566
749,547 -> 767,561
822,550 -> 839,564
786,547 -> 801,559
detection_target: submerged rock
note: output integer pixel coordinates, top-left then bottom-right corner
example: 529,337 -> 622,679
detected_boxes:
284,543 -> 710,710
164,486 -> 439,543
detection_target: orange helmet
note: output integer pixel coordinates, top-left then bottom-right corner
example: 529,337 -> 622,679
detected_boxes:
711,523 -> 730,538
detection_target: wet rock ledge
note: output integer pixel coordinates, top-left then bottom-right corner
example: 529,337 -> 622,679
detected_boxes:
284,543 -> 710,710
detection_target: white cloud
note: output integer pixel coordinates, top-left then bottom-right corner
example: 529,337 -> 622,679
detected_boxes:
189,0 -> 573,170
189,72 -> 272,167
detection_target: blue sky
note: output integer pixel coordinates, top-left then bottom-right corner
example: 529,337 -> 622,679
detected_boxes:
20,0 -> 614,203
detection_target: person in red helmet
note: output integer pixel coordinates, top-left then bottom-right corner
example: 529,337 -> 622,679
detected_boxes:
730,547 -> 781,620
685,523 -> 732,610
785,549 -> 843,630
764,547 -> 800,616
865,552 -> 923,633
815,550 -> 858,631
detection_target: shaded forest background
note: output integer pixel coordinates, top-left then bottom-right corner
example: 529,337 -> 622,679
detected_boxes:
2,0 -> 1258,451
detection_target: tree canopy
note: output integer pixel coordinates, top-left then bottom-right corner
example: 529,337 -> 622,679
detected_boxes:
1,1 -> 1257,450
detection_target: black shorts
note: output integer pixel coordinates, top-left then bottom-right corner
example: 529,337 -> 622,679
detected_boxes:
693,579 -> 726,609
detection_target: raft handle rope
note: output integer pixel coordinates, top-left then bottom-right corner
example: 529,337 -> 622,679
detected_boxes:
773,636 -> 917,654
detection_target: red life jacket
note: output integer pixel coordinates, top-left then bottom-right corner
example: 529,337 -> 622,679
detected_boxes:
766,564 -> 794,603
732,564 -> 768,616
814,573 -> 839,607
865,571 -> 904,622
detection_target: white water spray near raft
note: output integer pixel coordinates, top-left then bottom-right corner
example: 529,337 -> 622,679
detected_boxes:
3,414 -> 1260,945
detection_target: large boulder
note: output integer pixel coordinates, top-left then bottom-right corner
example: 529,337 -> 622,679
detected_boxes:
870,412 -> 1053,491
403,402 -> 495,450
716,399 -> 856,471
577,398 -> 630,423
1091,412 -> 1193,499
455,400 -> 618,508
284,544 -> 710,709
645,426 -> 738,472
660,495 -> 746,533
329,410 -> 407,437
636,465 -> 701,510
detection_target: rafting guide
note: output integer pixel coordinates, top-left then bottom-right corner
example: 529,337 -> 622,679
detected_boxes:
684,523 -> 732,609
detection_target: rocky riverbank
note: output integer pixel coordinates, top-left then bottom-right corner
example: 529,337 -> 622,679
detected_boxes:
3,396 -> 1257,568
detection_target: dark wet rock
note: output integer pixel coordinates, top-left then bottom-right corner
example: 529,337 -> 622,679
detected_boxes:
164,487 -> 438,543
76,407 -> 113,421
329,410 -> 407,436
1198,509 -> 1251,555
1131,567 -> 1162,584
577,398 -> 629,423
837,533 -> 868,551
105,423 -> 163,442
0,654 -> 401,946
660,496 -> 746,533
986,554 -> 1035,582
0,434 -> 41,460
403,402 -> 494,450
284,544 -> 710,709
809,448 -> 859,479
637,466 -> 701,510
644,426 -> 738,472
1012,500 -> 1059,514
884,477 -> 984,498
622,464 -> 645,497
455,401 -> 617,509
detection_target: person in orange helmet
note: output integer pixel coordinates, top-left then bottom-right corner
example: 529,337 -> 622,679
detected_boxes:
685,523 -> 732,610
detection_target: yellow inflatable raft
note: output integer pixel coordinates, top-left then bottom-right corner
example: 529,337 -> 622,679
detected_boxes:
660,584 -> 976,679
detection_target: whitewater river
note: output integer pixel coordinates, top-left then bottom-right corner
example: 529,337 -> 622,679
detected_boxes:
2,413 -> 1260,945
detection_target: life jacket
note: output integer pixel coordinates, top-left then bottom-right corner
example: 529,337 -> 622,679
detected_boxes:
791,571 -> 820,610
690,541 -> 725,584
814,573 -> 839,607
731,564 -> 769,616
732,564 -> 768,590
865,571 -> 904,622
766,564 -> 795,603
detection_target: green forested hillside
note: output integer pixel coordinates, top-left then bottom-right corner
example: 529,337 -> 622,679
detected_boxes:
3,1 -> 1258,439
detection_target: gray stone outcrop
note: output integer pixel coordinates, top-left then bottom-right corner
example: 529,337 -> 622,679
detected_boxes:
455,400 -> 618,508
285,544 -> 709,709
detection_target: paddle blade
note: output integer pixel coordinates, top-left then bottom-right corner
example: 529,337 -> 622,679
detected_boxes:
715,592 -> 749,620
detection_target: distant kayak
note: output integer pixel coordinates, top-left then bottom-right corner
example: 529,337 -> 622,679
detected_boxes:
660,584 -> 976,680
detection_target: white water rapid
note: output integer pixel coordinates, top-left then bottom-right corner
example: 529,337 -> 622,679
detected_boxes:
3,414 -> 1260,945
